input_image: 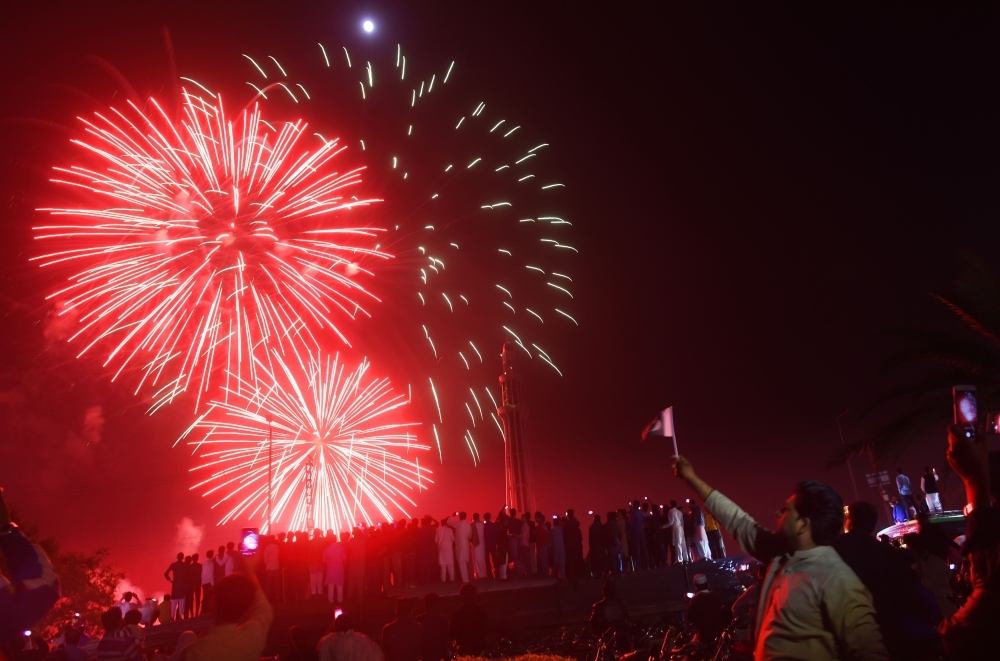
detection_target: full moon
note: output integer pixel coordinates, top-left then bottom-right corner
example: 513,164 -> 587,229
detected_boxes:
363,20 -> 374,33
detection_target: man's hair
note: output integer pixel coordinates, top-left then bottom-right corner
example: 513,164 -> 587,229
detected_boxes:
459,512 -> 467,520
396,596 -> 414,617
176,552 -> 184,561
122,591 -> 133,602
509,508 -> 516,517
459,583 -> 477,603
601,580 -> 616,598
334,612 -> 356,632
896,468 -> 903,474
101,608 -> 123,632
848,501 -> 879,534
65,629 -> 81,646
424,592 -> 439,611
192,553 -> 199,561
227,541 -> 235,549
123,610 -> 142,626
924,466 -> 931,472
206,549 -> 214,559
163,594 -> 171,601
215,574 -> 257,624
670,500 -> 677,508
484,512 -> 492,521
793,480 -> 845,545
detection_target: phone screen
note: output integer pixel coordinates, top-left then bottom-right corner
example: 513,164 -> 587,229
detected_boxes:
954,387 -> 978,437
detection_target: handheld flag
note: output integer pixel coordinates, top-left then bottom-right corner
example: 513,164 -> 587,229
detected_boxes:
641,406 -> 679,456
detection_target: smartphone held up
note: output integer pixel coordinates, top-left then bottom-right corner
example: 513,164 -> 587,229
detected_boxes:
953,385 -> 978,438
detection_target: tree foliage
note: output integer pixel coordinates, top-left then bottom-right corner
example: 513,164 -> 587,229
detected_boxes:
3,512 -> 123,639
831,253 -> 1000,466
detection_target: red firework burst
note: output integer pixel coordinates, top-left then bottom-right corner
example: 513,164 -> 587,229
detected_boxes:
34,90 -> 390,409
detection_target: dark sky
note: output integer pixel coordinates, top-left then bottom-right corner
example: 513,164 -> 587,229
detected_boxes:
2,2 -> 1000,596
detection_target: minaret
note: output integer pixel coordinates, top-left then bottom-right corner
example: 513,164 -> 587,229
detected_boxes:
498,342 -> 535,513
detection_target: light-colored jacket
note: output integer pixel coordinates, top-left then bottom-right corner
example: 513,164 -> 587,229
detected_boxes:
182,586 -> 273,661
705,490 -> 887,661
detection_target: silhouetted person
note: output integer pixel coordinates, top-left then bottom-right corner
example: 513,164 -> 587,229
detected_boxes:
186,553 -> 202,617
416,592 -> 449,661
834,500 -> 935,659
564,510 -> 584,578
589,580 -> 629,635
687,574 -> 727,643
895,468 -> 917,518
381,597 -> 422,661
450,583 -> 488,655
589,514 -> 607,576
201,549 -> 216,614
183,573 -> 273,661
921,467 -> 942,514
603,511 -> 622,575
164,552 -> 188,620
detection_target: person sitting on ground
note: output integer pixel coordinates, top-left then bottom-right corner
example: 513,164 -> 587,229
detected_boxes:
381,597 -> 423,661
450,583 -> 488,656
0,487 -> 60,647
46,627 -> 88,661
96,607 -> 143,661
687,574 -> 727,643
415,592 -> 449,661
673,455 -> 887,661
181,572 -> 273,661
589,579 -> 629,636
157,595 -> 173,625
318,613 -> 384,661
939,424 -> 1000,660
122,609 -> 144,645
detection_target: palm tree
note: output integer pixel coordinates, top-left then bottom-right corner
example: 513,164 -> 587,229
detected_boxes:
831,254 -> 1000,467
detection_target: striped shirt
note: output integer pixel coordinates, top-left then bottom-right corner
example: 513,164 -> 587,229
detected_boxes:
97,629 -> 143,661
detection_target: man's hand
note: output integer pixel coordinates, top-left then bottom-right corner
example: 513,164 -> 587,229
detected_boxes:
947,424 -> 991,507
673,456 -> 696,483
673,456 -> 715,503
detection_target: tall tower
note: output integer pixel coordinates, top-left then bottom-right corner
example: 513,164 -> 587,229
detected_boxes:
498,342 -> 535,513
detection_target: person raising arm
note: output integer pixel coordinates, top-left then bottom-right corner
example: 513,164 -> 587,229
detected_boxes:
672,456 -> 887,661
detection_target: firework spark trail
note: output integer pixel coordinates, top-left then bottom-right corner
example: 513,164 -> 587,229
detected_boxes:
181,348 -> 431,533
239,44 -> 579,463
34,91 -> 391,409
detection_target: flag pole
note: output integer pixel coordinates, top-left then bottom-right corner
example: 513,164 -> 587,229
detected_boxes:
671,408 -> 679,457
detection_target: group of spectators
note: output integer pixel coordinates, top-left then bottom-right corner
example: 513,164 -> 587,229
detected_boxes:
162,542 -> 244,620
586,498 -> 727,577
192,498 -> 731,610
3,422 -> 999,660
892,466 -> 945,523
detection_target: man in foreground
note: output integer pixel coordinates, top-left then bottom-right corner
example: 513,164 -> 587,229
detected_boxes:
673,456 -> 887,660
182,572 -> 273,661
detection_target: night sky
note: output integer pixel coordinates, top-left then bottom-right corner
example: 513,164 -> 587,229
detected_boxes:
3,2 -> 1000,597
